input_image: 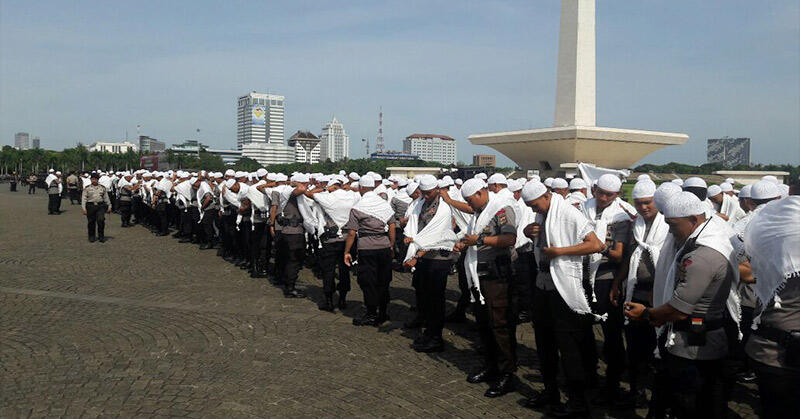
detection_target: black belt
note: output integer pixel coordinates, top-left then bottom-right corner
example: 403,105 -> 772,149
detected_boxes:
359,231 -> 387,238
754,326 -> 800,347
673,318 -> 724,332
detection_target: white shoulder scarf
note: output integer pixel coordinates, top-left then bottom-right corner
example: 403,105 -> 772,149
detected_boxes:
352,191 -> 394,224
463,192 -> 519,304
197,181 -> 214,222
447,186 -> 470,239
403,198 -> 458,263
514,198 -> 535,249
720,194 -> 745,225
314,189 -> 358,234
537,194 -> 601,319
394,189 -> 413,205
582,198 -> 633,285
658,216 -> 742,348
624,213 -> 669,315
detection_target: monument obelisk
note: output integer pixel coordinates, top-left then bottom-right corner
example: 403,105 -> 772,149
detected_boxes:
469,0 -> 688,171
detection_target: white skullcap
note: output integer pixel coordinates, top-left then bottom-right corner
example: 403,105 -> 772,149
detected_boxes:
707,185 -> 722,197
455,178 -> 463,185
55,171 -> 62,175
663,191 -> 706,218
632,180 -> 657,199
406,181 -> 419,195
276,173 -> 288,182
637,174 -> 652,182
544,177 -> 554,187
207,172 -> 216,178
507,179 -> 523,192
256,168 -> 268,177
522,181 -> 547,202
142,171 -> 152,177
440,176 -> 454,187
359,175 -> 376,188
291,173 -> 309,183
224,169 -> 235,177
487,173 -> 508,185
597,174 -> 622,193
234,171 -> 245,178
419,175 -> 438,191
461,178 -> 485,198
349,172 -> 360,180
224,178 -> 235,188
48,169 -> 54,173
683,177 -> 706,189
475,173 -> 488,180
720,182 -> 733,192
725,178 -> 735,185
529,174 -> 541,183
654,182 -> 683,212
761,175 -> 779,184
381,179 -> 392,187
214,172 -> 223,178
437,179 -> 449,189
751,180 -> 780,200
551,178 -> 569,189
569,178 -> 587,190
397,178 -> 408,187
442,175 -> 453,182
266,173 -> 277,181
671,178 -> 684,186
779,184 -> 790,198
739,184 -> 752,199
371,173 -> 383,181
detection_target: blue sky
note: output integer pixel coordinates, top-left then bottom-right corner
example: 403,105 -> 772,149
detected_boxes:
1,0 -> 798,166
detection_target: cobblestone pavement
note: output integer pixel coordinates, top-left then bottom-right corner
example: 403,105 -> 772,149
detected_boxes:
0,188 -> 758,418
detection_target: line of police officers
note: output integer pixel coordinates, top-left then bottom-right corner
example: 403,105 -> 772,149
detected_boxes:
53,166 -> 797,418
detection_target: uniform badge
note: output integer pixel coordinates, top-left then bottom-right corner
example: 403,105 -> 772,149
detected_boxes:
496,209 -> 507,225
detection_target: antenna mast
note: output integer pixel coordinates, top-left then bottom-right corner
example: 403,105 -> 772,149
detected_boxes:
377,107 -> 384,152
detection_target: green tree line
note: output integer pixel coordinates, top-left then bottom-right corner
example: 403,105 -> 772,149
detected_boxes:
634,162 -> 800,185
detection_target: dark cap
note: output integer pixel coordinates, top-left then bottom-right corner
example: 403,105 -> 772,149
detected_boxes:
90,173 -> 100,179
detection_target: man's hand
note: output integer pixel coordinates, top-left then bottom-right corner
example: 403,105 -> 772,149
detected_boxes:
610,282 -> 621,307
403,237 -> 414,245
716,212 -> 729,221
82,209 -> 87,216
462,234 -> 479,246
543,247 -> 561,260
623,302 -> 646,321
523,223 -> 540,239
269,226 -> 275,237
453,242 -> 466,253
106,207 -> 111,214
344,253 -> 353,267
403,258 -> 418,269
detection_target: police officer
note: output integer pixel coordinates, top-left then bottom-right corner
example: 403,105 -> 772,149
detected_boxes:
27,173 -> 37,194
9,171 -> 18,191
199,174 -> 221,250
625,191 -> 736,418
118,173 -> 134,227
456,178 -> 518,398
81,173 -> 111,242
46,170 -> 62,215
66,171 -> 80,204
270,173 -> 308,298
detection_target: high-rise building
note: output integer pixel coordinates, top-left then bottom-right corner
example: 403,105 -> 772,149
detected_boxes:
237,92 -> 285,150
288,131 -> 321,164
139,135 -> 166,153
14,132 -> 30,150
472,154 -> 496,167
707,137 -> 751,167
31,137 -> 40,149
403,134 -> 457,165
319,117 -> 350,162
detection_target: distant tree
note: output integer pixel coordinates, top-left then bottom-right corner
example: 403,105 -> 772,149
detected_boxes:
232,157 -> 261,172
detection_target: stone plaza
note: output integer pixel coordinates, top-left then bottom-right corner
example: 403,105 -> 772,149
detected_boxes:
0,188 -> 758,418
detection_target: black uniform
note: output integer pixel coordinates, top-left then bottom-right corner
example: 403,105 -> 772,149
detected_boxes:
82,183 -> 110,241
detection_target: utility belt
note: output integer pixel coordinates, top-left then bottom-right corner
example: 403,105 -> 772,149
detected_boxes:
277,216 -> 302,227
477,254 -> 512,280
86,202 -> 107,208
754,327 -> 800,367
319,225 -> 340,241
673,317 -> 724,347
359,231 -> 387,238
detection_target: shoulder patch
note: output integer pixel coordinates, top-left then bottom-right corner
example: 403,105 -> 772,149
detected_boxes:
497,212 -> 508,225
682,258 -> 693,268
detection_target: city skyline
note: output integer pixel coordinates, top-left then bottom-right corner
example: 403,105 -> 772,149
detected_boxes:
1,1 -> 798,166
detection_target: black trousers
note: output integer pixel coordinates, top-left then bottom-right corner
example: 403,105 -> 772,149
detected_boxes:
473,275 -> 517,374
48,193 -> 60,213
512,250 -> 535,316
156,202 -> 169,234
532,288 -> 593,408
10,181 -> 16,191
249,221 -> 268,269
275,233 -> 305,290
319,240 -> 351,295
85,203 -> 107,239
132,197 -> 143,223
751,359 -> 800,418
593,279 -> 626,386
665,353 -> 729,419
201,209 -> 218,244
624,312 -> 656,392
181,207 -> 200,239
238,220 -> 252,261
221,212 -> 238,257
356,248 -> 393,312
453,252 -> 470,314
119,200 -> 132,225
414,258 -> 451,338
68,188 -> 79,204
28,184 -> 35,194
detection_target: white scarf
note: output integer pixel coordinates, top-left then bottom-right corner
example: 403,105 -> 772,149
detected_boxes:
536,194 -> 602,319
352,191 -> 394,224
314,189 -> 358,236
403,197 -> 458,263
624,213 -> 669,314
582,198 -> 633,286
658,216 -> 742,348
394,189 -> 413,205
274,184 -> 294,213
463,192 -> 519,304
568,191 -> 587,206
297,194 -> 318,235
98,175 -> 112,190
447,186 -> 470,239
744,197 -> 800,308
514,198 -> 535,249
81,177 -> 91,188
46,174 -> 63,194
197,181 -> 214,222
158,178 -> 174,199
175,179 -> 195,208
719,193 -> 745,224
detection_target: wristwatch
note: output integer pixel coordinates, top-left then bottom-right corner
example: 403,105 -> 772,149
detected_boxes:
476,236 -> 485,246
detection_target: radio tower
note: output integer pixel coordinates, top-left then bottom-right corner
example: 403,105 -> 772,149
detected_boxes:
377,106 -> 384,152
